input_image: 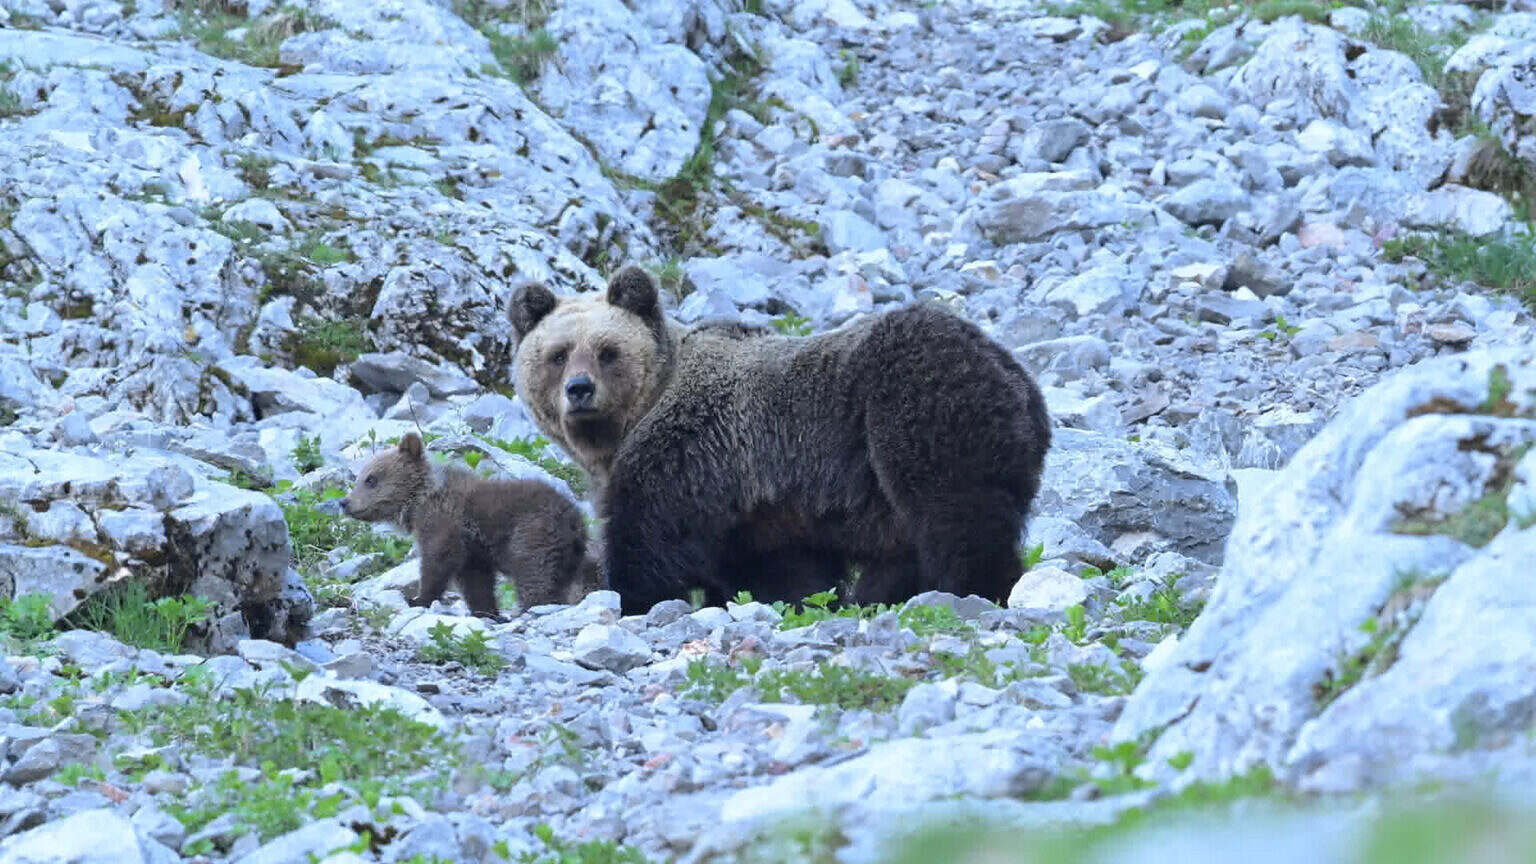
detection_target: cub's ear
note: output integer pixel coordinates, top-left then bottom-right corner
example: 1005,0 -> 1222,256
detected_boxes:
508,281 -> 557,339
606,265 -> 660,323
398,433 -> 424,461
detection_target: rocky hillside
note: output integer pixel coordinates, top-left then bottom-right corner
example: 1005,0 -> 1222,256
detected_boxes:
1,0 -> 1535,861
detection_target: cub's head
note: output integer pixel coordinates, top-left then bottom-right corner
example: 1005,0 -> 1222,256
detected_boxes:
509,266 -> 675,469
342,433 -> 430,525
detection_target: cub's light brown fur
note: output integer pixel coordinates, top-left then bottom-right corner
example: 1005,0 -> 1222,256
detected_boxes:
342,433 -> 598,616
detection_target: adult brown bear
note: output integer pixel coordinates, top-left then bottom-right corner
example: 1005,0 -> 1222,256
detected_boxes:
509,266 -> 1051,615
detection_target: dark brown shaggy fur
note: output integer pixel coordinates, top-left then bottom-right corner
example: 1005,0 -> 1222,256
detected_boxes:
510,267 -> 1052,616
341,434 -> 598,617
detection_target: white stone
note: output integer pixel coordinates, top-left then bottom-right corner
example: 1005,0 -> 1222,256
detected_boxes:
1007,566 -> 1089,615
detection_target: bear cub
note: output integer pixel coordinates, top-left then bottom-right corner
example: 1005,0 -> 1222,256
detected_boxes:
342,433 -> 597,617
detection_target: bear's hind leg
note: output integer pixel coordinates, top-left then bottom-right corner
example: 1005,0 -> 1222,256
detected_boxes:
458,561 -> 500,619
413,529 -> 465,609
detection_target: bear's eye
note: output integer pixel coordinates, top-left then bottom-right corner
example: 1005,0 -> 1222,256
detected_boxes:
599,346 -> 619,365
548,348 -> 568,366
364,475 -> 378,488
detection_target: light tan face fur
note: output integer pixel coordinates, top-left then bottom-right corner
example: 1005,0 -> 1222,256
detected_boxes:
342,436 -> 428,525
513,297 -> 663,468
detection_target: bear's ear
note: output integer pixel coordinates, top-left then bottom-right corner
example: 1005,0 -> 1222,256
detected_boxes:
508,281 -> 557,339
398,433 -> 424,461
606,265 -> 660,323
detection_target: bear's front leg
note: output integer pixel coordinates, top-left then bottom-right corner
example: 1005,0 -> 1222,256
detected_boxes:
412,529 -> 466,610
603,485 -> 723,616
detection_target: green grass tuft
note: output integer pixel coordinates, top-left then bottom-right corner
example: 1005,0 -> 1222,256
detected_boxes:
485,28 -> 559,84
174,3 -> 338,69
0,63 -> 25,120
66,584 -> 212,653
286,317 -> 370,377
1383,231 -> 1536,311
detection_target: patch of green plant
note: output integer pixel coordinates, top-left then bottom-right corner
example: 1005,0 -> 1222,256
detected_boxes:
1392,447 -> 1529,547
286,316 -> 370,376
478,434 -> 589,498
124,680 -> 452,839
1114,579 -> 1203,629
739,202 -> 828,256
170,768 -> 350,847
755,662 -> 915,711
277,484 -> 413,579
66,583 -> 212,653
681,655 -> 914,711
453,0 -> 550,30
513,823 -> 654,864
292,433 -> 324,474
1311,572 -> 1446,708
649,43 -> 766,253
1068,660 -> 1143,696
1061,604 -> 1088,643
0,593 -> 55,652
3,12 -> 44,29
1019,543 -> 1045,571
1359,795 -> 1536,863
835,50 -> 859,87
897,763 -> 1284,861
211,218 -> 265,247
236,152 -> 276,189
649,258 -> 688,301
1382,230 -> 1536,311
1483,364 -> 1513,414
244,231 -> 355,305
1259,313 -> 1302,341
1456,124 -> 1535,223
1025,737 -> 1157,802
680,655 -> 759,703
767,588 -> 973,638
174,3 -> 338,69
770,311 -> 813,336
416,620 -> 505,675
485,28 -> 558,84
931,644 -> 1039,689
55,762 -> 106,786
0,62 -> 25,120
1248,0 -> 1335,23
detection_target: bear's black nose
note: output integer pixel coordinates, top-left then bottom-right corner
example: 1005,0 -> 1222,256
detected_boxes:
565,374 -> 595,408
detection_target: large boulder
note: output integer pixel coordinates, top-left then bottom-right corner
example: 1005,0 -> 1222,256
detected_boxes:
536,0 -> 714,182
1035,429 -> 1237,564
0,808 -> 178,864
1471,43 -> 1536,172
0,445 -> 298,642
1114,349 -> 1536,792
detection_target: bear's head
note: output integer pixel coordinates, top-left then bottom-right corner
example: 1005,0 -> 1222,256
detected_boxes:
343,433 -> 430,525
508,266 -> 675,471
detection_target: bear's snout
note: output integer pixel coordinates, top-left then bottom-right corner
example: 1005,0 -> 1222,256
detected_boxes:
564,374 -> 596,411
